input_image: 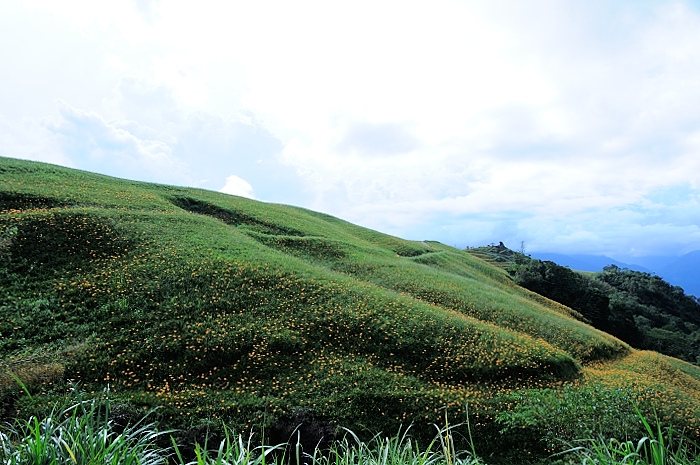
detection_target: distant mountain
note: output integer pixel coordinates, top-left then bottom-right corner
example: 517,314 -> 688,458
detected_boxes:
660,251 -> 700,298
530,251 -> 700,298
622,255 -> 678,271
529,253 -> 650,273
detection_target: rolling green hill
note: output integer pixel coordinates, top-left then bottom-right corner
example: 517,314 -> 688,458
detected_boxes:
1,156 -> 700,459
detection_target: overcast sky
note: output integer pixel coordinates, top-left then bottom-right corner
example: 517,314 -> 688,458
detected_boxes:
2,1 -> 700,259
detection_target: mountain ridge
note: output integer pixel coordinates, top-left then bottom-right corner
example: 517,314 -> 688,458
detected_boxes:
530,252 -> 651,273
530,251 -> 700,297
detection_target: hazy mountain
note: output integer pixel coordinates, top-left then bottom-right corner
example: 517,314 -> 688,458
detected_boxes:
621,255 -> 678,271
530,251 -> 700,298
529,252 -> 650,273
660,250 -> 700,298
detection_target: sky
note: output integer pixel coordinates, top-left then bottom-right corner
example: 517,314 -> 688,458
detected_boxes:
2,0 -> 700,260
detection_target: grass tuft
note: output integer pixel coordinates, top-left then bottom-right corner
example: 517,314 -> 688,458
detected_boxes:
0,383 -> 170,465
557,407 -> 699,465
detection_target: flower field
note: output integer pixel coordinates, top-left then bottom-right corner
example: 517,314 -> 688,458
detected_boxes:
1,156 -> 700,461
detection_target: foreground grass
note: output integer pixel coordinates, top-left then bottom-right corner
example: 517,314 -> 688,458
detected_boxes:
1,384 -> 481,465
1,386 -> 698,465
557,407 -> 700,465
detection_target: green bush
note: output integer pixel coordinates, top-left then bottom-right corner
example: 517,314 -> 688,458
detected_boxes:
495,384 -> 648,454
0,226 -> 17,259
556,406 -> 700,465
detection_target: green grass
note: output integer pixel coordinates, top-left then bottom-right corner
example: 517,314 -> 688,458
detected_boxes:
0,380 -> 169,464
2,383 -> 480,465
556,406 -> 700,465
1,156 -> 700,461
2,384 -> 697,465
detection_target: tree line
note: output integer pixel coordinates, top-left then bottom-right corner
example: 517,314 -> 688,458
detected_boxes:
509,256 -> 700,364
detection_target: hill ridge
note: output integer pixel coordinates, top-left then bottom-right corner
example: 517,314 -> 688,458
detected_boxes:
1,156 -> 699,458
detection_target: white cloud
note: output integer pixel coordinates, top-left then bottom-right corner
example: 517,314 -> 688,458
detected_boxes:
3,0 -> 700,257
219,175 -> 256,199
50,100 -> 189,185
0,113 -> 73,166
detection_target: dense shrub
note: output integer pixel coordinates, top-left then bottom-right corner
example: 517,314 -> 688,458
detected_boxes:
509,257 -> 700,364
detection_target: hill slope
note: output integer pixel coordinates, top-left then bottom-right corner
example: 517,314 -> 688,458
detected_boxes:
1,157 -> 699,457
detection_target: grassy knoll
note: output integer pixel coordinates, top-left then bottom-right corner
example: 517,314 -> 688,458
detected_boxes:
1,156 -> 699,461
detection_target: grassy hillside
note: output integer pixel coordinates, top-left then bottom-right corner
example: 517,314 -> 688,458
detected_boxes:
1,157 -> 699,459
